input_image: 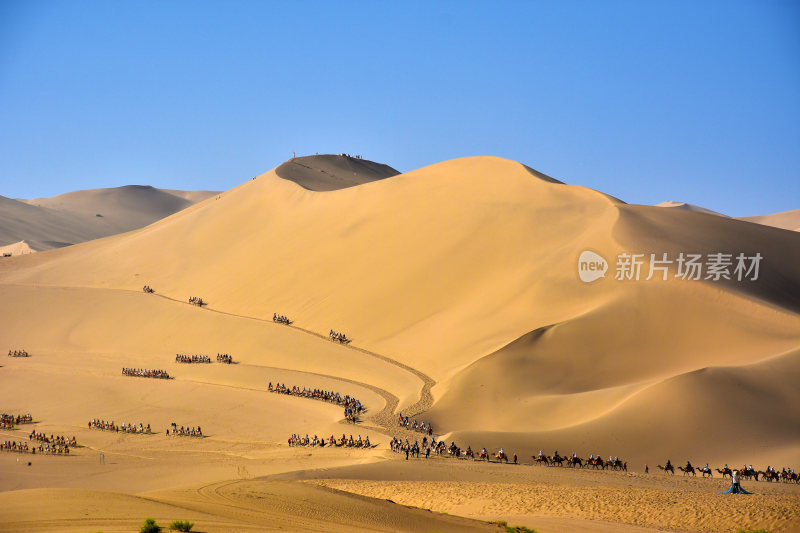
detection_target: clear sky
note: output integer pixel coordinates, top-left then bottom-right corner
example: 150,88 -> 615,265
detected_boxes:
1,0 -> 798,216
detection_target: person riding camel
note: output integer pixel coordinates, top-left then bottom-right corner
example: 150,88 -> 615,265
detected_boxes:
686,460 -> 693,471
666,459 -> 672,470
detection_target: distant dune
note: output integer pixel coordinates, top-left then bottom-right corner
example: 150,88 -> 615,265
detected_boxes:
275,154 -> 400,191
658,201 -> 800,232
0,240 -> 34,256
738,208 -> 800,232
0,185 -> 219,251
655,200 -> 728,217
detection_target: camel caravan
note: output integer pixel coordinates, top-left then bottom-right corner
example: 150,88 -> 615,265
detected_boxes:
176,353 -> 211,364
26,431 -> 77,455
88,419 -> 152,434
142,285 -> 154,293
1,413 -> 33,429
397,414 -> 434,436
329,330 -> 350,344
188,296 -> 205,306
268,382 -> 364,423
656,460 -> 799,483
216,353 -> 233,364
122,367 -> 170,379
533,450 -> 628,471
1,440 -> 32,453
7,349 -> 29,357
2,439 -> 72,455
273,313 -> 291,325
166,423 -> 203,437
389,423 -> 516,463
389,436 -> 516,462
288,433 -> 373,448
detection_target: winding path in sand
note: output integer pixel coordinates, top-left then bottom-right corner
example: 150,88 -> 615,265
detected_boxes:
147,289 -> 436,437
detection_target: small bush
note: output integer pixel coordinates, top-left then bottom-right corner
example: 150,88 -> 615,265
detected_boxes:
169,520 -> 194,532
140,517 -> 161,533
505,526 -> 539,533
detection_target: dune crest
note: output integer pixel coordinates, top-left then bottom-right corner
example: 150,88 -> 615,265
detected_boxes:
274,154 -> 400,191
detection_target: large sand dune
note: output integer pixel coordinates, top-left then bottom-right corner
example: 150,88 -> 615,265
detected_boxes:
1,155 -> 798,531
0,185 -> 219,251
656,200 -> 728,218
658,201 -> 800,233
738,208 -> 800,232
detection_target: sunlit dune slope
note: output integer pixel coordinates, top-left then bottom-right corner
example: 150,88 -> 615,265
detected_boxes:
738,208 -> 800,232
2,155 -> 799,464
656,200 -> 728,217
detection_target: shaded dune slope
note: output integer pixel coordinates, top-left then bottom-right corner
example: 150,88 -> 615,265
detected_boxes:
274,154 -> 400,191
1,186 -> 218,250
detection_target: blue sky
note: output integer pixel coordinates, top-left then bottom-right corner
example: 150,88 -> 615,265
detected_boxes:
1,0 -> 798,216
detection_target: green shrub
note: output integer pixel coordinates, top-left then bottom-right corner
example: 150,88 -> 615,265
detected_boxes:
140,517 -> 161,533
169,520 -> 194,532
505,526 -> 539,533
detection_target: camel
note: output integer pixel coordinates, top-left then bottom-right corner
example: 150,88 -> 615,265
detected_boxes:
716,467 -> 732,479
760,470 -> 780,482
607,459 -> 627,471
565,456 -> 583,468
698,466 -> 713,478
782,472 -> 799,484
586,457 -> 605,470
741,467 -> 759,481
679,466 -> 697,476
549,455 -> 565,467
657,464 -> 675,474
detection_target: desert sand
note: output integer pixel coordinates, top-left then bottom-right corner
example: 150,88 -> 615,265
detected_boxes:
0,185 -> 219,251
738,209 -> 800,232
657,201 -> 800,233
656,200 -> 729,218
0,154 -> 798,532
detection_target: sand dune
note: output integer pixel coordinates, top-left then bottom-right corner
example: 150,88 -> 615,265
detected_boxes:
0,482 -> 495,532
1,185 -> 218,250
0,240 -> 34,256
739,208 -> 800,232
275,154 -> 400,191
1,155 -> 798,531
657,201 -> 800,233
656,200 -> 728,217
